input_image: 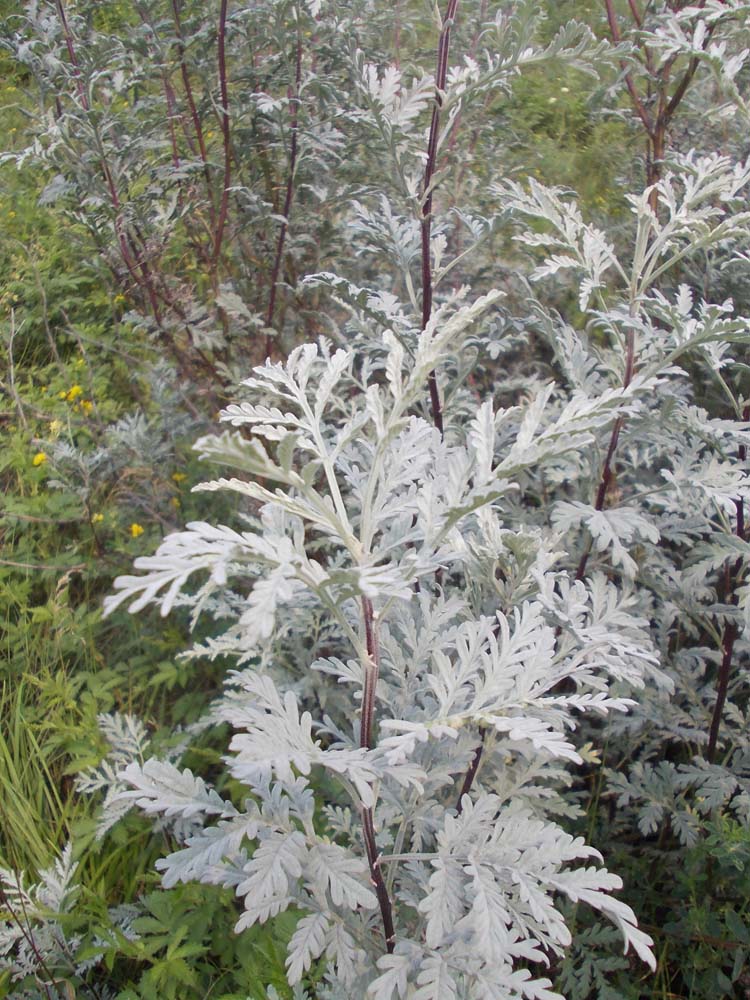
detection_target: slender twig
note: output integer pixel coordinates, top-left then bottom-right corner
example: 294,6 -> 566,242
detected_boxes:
707,621 -> 738,763
360,597 -> 381,753
0,559 -> 87,573
52,3 -> 164,333
6,239 -> 65,371
6,312 -> 28,431
265,26 -> 303,360
162,74 -> 182,171
359,596 -> 396,954
171,0 -> 217,227
421,0 -> 460,436
626,0 -> 643,27
455,730 -> 485,813
0,886 -> 57,1000
602,0 -> 720,206
580,1 -> 723,577
602,0 -> 653,138
54,0 -> 88,110
706,403 -> 749,762
575,326 -> 636,581
212,0 -> 231,265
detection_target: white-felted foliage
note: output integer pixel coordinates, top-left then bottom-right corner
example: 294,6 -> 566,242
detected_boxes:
86,6 -> 750,994
93,273 -> 671,991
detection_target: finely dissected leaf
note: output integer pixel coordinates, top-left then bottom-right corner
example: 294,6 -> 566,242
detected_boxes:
286,911 -> 330,985
235,829 -> 308,929
115,759 -> 237,820
306,841 -> 378,911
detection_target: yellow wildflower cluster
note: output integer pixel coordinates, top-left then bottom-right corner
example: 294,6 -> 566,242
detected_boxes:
32,451 -> 47,467
60,384 -> 83,402
129,523 -> 144,538
57,384 -> 93,414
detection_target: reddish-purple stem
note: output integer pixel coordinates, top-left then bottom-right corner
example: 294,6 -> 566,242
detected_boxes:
359,596 -> 395,953
602,0 -> 653,137
212,0 -> 231,265
0,886 -> 57,1000
171,0 -> 216,227
53,0 -> 168,333
456,731 -> 485,813
163,75 -> 182,171
421,0 -> 460,436
576,328 -> 636,581
265,29 -> 302,359
54,0 -> 88,110
707,404 -> 749,762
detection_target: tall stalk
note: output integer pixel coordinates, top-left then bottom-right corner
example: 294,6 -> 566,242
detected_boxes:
602,0 -> 719,210
707,404 -> 749,762
419,0 -> 494,812
359,596 -> 396,953
421,0 -> 460,436
170,0 -> 217,229
265,26 -> 303,360
212,0 -> 231,266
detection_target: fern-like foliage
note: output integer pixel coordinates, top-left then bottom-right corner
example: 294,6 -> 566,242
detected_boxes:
94,283 -> 662,994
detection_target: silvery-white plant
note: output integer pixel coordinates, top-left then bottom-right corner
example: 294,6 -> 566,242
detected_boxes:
76,2 -> 750,997
96,289 -> 664,996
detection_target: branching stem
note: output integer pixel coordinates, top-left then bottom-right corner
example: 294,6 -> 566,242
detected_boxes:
707,404 -> 749,762
265,26 -> 303,359
171,0 -> 217,227
456,730 -> 485,813
421,0 -> 460,435
575,301 -> 636,582
212,0 -> 231,265
359,596 -> 395,953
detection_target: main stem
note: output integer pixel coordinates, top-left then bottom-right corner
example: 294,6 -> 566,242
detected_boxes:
359,596 -> 395,953
575,325 -> 636,581
707,404 -> 749,762
212,0 -> 231,265
171,0 -> 217,227
421,0 -> 460,436
265,27 -> 302,360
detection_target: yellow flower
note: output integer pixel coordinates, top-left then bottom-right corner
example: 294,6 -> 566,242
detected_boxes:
171,472 -> 187,482
66,384 -> 83,402
113,293 -> 126,306
58,390 -> 68,399
206,130 -> 214,139
32,452 -> 47,467
81,399 -> 93,415
171,496 -> 181,508
49,419 -> 63,436
8,210 -> 16,218
91,512 -> 104,524
129,523 -> 144,538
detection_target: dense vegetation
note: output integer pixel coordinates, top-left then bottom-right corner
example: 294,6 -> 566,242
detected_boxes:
1,1 -> 749,997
